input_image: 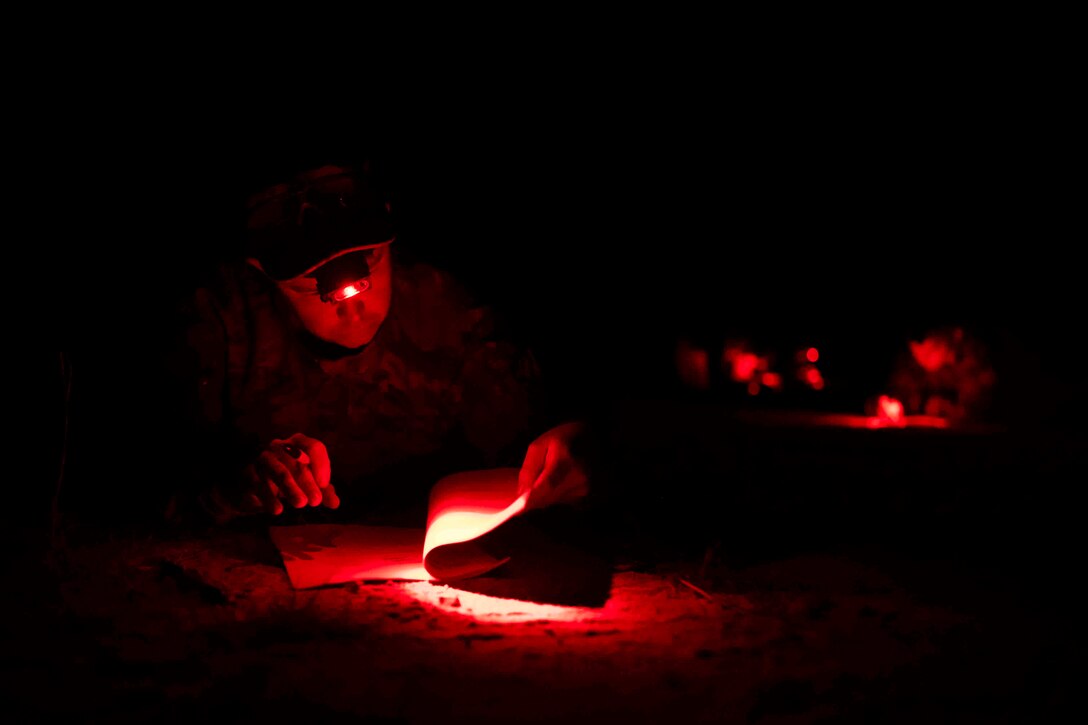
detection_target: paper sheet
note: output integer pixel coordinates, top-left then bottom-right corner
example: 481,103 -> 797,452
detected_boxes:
270,467 -> 528,589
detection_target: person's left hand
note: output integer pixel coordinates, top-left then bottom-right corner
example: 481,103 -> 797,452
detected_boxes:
517,421 -> 590,510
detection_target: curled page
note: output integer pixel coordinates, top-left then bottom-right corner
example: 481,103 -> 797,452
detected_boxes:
422,468 -> 529,580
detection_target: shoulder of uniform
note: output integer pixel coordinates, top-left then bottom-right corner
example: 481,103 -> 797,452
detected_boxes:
391,262 -> 491,350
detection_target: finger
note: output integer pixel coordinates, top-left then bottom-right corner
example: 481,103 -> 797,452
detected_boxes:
524,446 -> 562,508
294,463 -> 322,507
518,441 -> 548,496
321,483 -> 341,510
258,451 -> 307,508
552,465 -> 589,503
258,481 -> 284,515
240,493 -> 264,513
536,445 -> 587,508
533,443 -> 565,489
250,467 -> 283,515
290,434 -> 331,489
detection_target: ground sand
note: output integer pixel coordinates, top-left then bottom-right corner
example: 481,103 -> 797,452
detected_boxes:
6,408 -> 1078,722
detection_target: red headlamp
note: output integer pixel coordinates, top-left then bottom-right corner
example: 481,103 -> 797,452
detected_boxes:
311,249 -> 379,303
326,278 -> 371,302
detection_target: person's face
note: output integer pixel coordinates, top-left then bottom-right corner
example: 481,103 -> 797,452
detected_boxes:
277,244 -> 393,349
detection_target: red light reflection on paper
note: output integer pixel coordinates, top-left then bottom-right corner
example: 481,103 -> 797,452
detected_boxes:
352,564 -> 431,581
423,493 -> 528,561
421,470 -> 529,580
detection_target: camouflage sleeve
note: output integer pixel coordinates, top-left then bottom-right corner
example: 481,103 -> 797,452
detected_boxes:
443,276 -> 604,501
394,264 -> 547,466
457,322 -> 544,465
158,268 -> 260,524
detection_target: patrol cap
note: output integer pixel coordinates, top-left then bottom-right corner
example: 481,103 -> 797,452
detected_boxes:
245,162 -> 395,281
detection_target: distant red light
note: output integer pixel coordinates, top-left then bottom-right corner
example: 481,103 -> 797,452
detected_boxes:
877,395 -> 905,424
804,367 -> 825,390
676,342 -> 710,389
806,347 -> 819,363
732,352 -> 760,382
761,372 -> 782,389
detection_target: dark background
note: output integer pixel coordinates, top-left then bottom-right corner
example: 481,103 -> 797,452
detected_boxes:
25,54 -> 1084,527
44,96 -> 1082,428
10,41 -> 1086,723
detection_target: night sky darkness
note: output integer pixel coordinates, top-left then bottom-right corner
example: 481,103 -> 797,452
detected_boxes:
49,111 -> 1081,433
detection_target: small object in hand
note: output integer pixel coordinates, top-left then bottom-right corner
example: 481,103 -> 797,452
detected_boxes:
278,442 -> 311,465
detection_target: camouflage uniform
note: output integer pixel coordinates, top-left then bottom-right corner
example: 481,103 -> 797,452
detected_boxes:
165,259 -> 544,523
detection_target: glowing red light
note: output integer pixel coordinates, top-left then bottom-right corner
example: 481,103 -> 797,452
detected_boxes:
910,336 -> 955,372
804,367 -> 824,390
404,582 -> 603,623
329,278 -> 371,302
761,372 -> 782,389
877,395 -> 905,424
806,347 -> 819,363
732,352 -> 760,382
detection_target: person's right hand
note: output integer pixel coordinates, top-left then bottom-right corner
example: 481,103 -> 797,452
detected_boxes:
242,433 -> 339,515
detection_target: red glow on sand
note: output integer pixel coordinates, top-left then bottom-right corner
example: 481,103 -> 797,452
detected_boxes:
739,410 -> 952,430
805,412 -> 950,429
864,413 -> 949,429
806,347 -> 819,363
403,582 -> 605,623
